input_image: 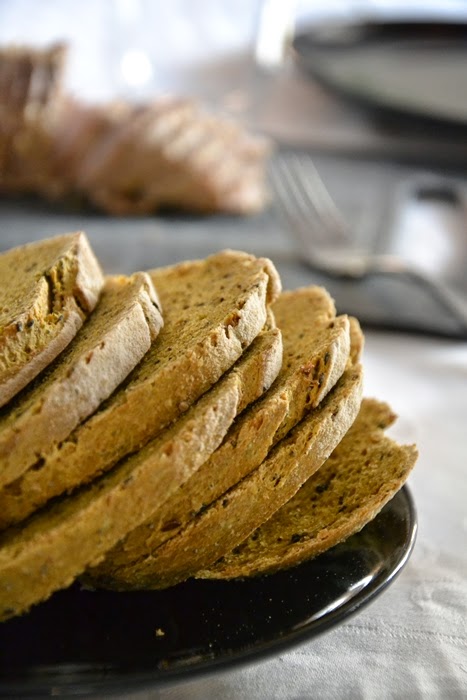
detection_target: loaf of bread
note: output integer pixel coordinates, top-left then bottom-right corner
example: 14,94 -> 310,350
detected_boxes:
88,286 -> 355,581
0,233 -> 418,622
69,99 -> 270,216
0,232 -> 104,408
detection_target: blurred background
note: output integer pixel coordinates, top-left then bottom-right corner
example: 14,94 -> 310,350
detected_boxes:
1,0 -> 467,336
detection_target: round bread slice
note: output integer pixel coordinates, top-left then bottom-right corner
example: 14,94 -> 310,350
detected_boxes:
0,232 -> 104,408
88,363 -> 363,591
0,250 -> 280,512
91,286 -> 355,578
0,321 -> 283,622
0,272 -> 163,518
200,399 -> 418,579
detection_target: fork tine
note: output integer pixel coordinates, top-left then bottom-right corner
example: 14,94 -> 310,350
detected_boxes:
292,154 -> 349,242
269,154 -> 331,247
270,153 -> 467,331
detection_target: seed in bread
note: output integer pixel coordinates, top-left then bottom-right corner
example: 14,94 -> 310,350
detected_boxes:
87,362 -> 363,591
92,286 -> 355,577
0,271 -> 163,518
200,399 -> 418,579
0,318 -> 283,622
0,232 -> 104,408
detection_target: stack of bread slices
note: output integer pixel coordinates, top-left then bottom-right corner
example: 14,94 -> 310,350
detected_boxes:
0,233 -> 418,622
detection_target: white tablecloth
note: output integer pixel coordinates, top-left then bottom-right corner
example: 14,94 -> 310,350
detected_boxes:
1,2 -> 466,697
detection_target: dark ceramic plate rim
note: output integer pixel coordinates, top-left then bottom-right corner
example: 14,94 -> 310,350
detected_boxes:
0,486 -> 417,698
292,29 -> 467,130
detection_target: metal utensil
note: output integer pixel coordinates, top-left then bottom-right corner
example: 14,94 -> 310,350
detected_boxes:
269,151 -> 467,333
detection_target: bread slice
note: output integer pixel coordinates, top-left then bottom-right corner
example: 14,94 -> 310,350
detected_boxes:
0,272 -> 163,518
0,320 -> 283,622
0,250 -> 280,507
0,232 -> 104,408
200,399 -> 418,579
91,286 -> 354,578
88,362 -> 363,591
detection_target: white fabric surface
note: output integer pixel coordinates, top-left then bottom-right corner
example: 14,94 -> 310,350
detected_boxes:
1,2 -> 466,697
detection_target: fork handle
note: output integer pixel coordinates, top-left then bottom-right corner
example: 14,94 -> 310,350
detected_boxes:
365,263 -> 467,336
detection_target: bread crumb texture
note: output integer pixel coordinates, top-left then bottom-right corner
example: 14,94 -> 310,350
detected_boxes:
0,271 -> 163,519
0,232 -> 104,407
200,398 -> 418,579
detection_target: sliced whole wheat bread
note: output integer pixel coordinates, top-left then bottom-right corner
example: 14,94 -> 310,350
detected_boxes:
88,361 -> 363,591
199,399 -> 418,579
0,250 -> 280,503
0,232 -> 103,408
72,99 -> 269,216
0,321 -> 283,622
0,272 -> 163,518
91,286 -> 355,577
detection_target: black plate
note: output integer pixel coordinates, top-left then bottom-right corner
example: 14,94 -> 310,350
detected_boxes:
0,486 -> 417,698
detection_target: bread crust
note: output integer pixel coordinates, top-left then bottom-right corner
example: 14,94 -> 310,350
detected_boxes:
0,232 -> 104,408
0,272 -> 163,516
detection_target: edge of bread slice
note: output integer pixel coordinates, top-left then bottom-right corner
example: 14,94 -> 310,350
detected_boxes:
91,286 -> 354,576
0,272 -> 164,515
0,317 -> 283,622
87,360 -> 363,591
0,250 -> 280,504
200,398 -> 418,579
0,232 -> 104,408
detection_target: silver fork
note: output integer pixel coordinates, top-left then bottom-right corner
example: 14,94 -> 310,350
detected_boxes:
269,151 -> 467,333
